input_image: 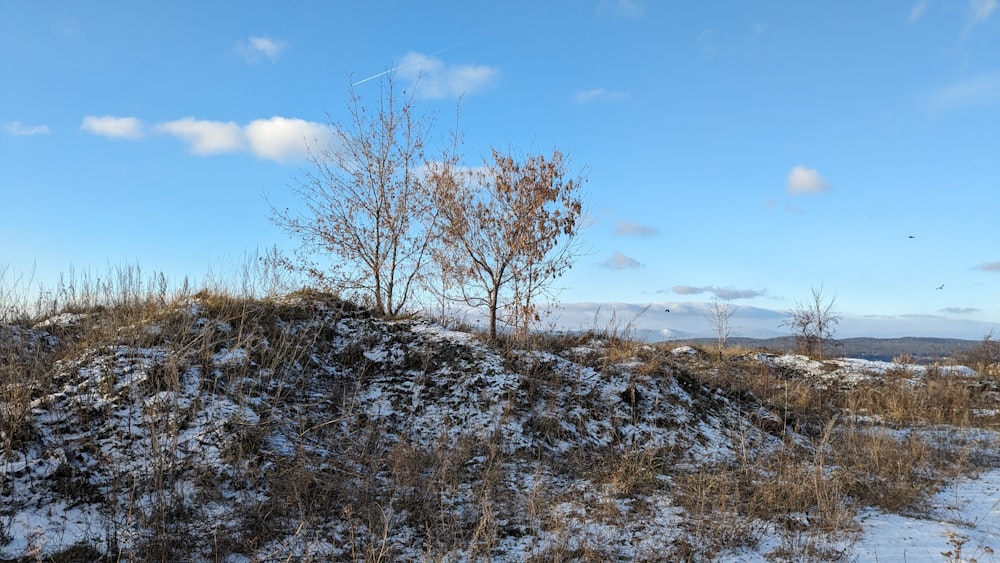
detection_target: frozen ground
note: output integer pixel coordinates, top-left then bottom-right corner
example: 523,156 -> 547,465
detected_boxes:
853,469 -> 1000,562
1,294 -> 997,561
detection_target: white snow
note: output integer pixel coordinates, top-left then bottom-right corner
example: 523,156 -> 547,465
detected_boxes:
2,298 -> 998,561
212,347 -> 248,366
852,470 -> 1000,562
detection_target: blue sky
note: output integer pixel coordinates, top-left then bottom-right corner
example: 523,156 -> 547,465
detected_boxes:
2,1 -> 998,339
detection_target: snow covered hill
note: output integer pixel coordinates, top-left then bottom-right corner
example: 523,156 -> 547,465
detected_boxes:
1,291 -> 998,561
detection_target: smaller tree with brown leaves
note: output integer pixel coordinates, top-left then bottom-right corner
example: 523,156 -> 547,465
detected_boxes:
781,284 -> 840,359
429,148 -> 585,339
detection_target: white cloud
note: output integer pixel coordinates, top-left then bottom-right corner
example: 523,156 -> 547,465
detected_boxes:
3,122 -> 50,136
574,88 -> 630,105
245,117 -> 331,162
81,114 -> 333,163
786,165 -> 830,194
250,37 -> 283,59
155,118 -> 245,155
397,52 -> 443,76
600,252 -> 642,270
396,52 -> 499,99
81,115 -> 144,139
237,35 -> 286,63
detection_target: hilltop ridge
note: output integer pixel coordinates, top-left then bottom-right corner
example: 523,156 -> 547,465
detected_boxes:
1,290 -> 998,561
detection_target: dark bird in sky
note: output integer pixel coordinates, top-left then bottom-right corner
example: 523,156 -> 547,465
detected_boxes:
936,284 -> 944,290
665,308 -> 670,313
908,235 -> 915,239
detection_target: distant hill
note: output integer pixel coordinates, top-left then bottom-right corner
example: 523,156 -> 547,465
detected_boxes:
674,336 -> 982,363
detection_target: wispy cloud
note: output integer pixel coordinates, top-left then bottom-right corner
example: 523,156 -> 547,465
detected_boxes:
55,16 -> 81,36
237,36 -> 286,63
970,0 -> 998,23
386,52 -> 498,99
600,252 -> 642,270
81,115 -> 144,139
597,0 -> 645,18
614,221 -> 659,237
923,72 -> 1000,114
672,285 -> 766,300
958,0 -> 998,36
715,288 -> 767,300
941,307 -> 980,314
156,118 -> 245,155
975,261 -> 1000,272
696,28 -> 718,58
672,285 -> 713,295
908,0 -> 929,22
574,88 -> 630,105
786,165 -> 830,195
3,122 -> 50,136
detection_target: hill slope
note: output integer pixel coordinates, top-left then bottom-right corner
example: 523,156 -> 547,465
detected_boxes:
2,291 -> 998,561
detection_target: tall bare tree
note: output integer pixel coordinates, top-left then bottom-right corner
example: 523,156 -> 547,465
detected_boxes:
272,74 -> 442,316
781,284 -> 840,359
429,148 -> 585,339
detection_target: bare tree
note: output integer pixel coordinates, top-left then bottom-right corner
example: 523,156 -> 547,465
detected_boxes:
429,148 -> 585,339
272,74 -> 443,316
781,284 -> 840,359
958,330 -> 1000,376
705,293 -> 733,359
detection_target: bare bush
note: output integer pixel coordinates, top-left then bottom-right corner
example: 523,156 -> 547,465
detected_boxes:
273,73 -> 447,317
959,330 -> 1000,377
705,294 -> 734,359
781,285 -> 840,359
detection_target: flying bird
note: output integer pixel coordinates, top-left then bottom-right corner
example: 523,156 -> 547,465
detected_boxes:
908,235 -> 915,239
664,308 -> 670,313
936,284 -> 944,290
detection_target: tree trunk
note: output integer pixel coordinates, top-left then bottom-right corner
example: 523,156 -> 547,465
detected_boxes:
488,288 -> 499,339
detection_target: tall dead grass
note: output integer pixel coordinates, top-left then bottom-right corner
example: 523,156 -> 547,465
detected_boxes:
3,263 -> 998,561
656,342 -> 999,560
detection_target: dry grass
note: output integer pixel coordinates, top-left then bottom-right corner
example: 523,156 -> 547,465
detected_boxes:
2,263 -> 999,561
654,341 -> 1000,560
957,331 -> 1000,378
840,364 -> 999,427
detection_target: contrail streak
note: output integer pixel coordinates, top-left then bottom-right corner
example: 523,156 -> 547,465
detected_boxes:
352,64 -> 410,86
351,19 -> 517,86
